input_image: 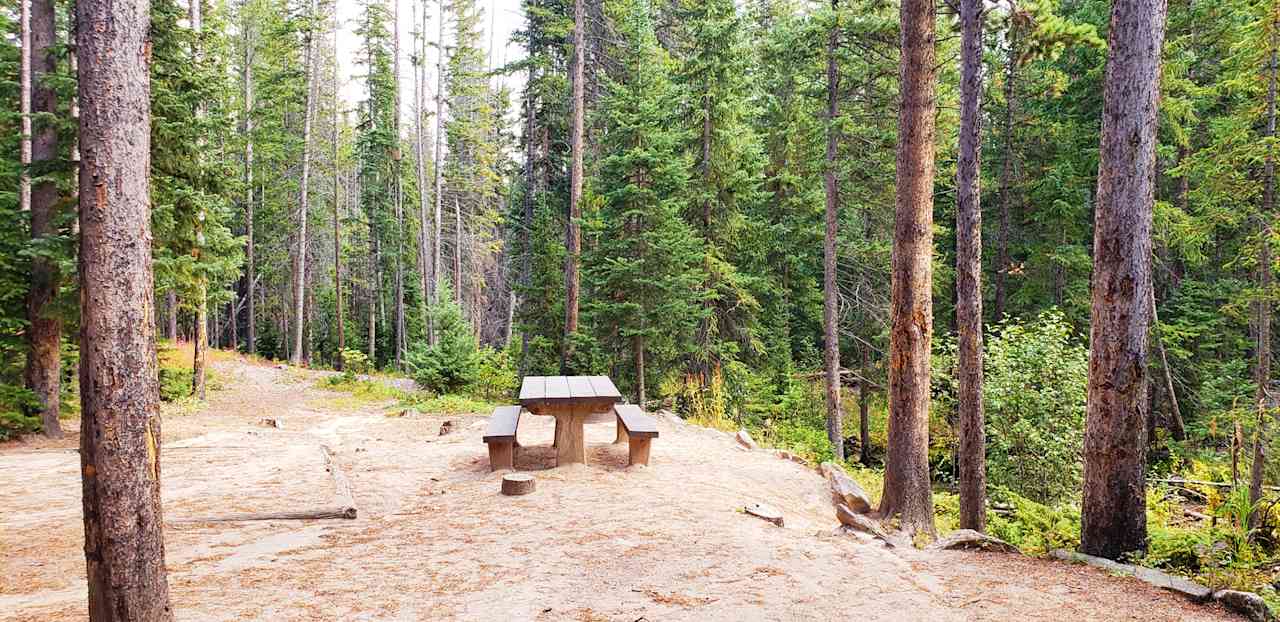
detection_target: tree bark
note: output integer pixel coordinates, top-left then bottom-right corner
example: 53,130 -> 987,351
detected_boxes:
1250,8 -> 1278,526
879,0 -> 937,539
1150,289 -> 1186,440
519,69 -> 536,372
76,0 -> 174,613
822,0 -> 844,462
292,0 -> 319,366
392,0 -> 406,369
994,22 -> 1018,323
562,0 -> 585,370
860,346 -> 872,465
414,2 -> 429,350
25,0 -> 61,438
955,0 -> 986,533
244,40 -> 256,355
19,0 -> 30,214
431,0 -> 445,345
333,28 -> 345,370
190,0 -> 208,399
1079,0 -> 1166,560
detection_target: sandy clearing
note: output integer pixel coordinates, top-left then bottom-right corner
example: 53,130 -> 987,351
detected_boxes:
0,353 -> 1240,621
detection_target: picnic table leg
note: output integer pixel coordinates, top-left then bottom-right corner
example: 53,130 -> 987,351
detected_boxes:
614,418 -> 627,444
554,411 -> 587,466
553,418 -> 560,448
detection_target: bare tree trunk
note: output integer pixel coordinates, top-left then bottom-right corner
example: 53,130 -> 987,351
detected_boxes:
519,69 -> 536,372
859,348 -> 871,466
166,291 -> 178,340
414,1 -> 430,348
453,195 -> 462,302
292,0 -> 319,366
1250,10 -> 1278,526
994,24 -> 1018,323
1080,0 -> 1166,560
333,29 -> 345,370
879,0 -> 937,539
25,0 -> 61,438
244,51 -> 256,355
955,0 -> 986,533
190,0 -> 208,399
822,0 -> 844,462
392,0 -> 406,369
1150,290 -> 1186,440
635,334 -> 646,406
76,0 -> 174,612
19,0 -> 30,214
430,0 -> 445,345
562,0 -> 585,370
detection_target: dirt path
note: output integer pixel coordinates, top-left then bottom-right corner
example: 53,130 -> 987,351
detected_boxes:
0,354 -> 1239,621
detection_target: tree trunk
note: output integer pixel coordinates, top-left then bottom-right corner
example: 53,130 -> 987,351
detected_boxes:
453,195 -> 462,302
955,0 -> 986,533
822,0 -> 844,462
1150,289 -> 1186,440
292,0 -> 318,366
519,69 -> 536,372
166,290 -> 178,340
25,0 -> 61,438
562,0 -> 585,370
333,30 -> 345,370
430,0 -> 445,345
392,0 -> 406,369
76,0 -> 174,612
414,2 -> 430,349
19,0 -> 30,214
879,0 -> 937,539
244,47 -> 256,355
1250,9 -> 1278,527
1079,0 -> 1166,560
635,334 -> 646,406
190,0 -> 208,399
994,23 -> 1018,323
859,348 -> 872,466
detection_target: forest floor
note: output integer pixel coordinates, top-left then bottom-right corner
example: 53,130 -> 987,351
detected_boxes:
0,351 -> 1242,621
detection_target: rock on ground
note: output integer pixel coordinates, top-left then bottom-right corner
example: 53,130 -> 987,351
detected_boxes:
836,503 -> 894,547
735,429 -> 758,450
1214,590 -> 1270,622
927,529 -> 1018,554
819,461 -> 871,514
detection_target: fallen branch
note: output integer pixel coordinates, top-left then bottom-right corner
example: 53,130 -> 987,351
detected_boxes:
1153,477 -> 1280,492
170,506 -> 357,523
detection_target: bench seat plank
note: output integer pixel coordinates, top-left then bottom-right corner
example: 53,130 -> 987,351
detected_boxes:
483,405 -> 522,443
614,404 -> 658,439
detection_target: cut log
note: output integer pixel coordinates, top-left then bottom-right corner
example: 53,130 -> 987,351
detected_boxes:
927,528 -> 1018,553
1049,549 -> 1212,602
736,429 -> 758,450
501,473 -> 536,496
744,502 -> 784,526
836,503 -> 895,547
170,506 -> 357,523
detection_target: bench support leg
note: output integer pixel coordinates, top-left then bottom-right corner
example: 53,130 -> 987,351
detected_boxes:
628,437 -> 651,467
614,418 -> 627,444
488,442 -> 514,471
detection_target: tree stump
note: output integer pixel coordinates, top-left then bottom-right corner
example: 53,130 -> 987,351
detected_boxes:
501,473 -> 536,496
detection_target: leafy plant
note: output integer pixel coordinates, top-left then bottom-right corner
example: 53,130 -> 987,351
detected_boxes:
405,298 -> 478,394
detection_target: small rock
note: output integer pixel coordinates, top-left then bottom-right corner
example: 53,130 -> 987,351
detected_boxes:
820,462 -> 872,514
927,529 -> 1018,554
776,450 -> 794,461
744,502 -> 784,527
836,503 -> 894,547
439,420 -> 456,436
258,418 -> 282,429
736,429 -> 758,450
1214,590 -> 1269,622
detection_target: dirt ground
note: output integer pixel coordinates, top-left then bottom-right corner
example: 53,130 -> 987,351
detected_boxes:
0,354 -> 1242,621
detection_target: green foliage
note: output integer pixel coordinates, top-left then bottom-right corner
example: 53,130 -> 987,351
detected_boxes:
472,347 -> 518,401
159,365 -> 194,402
934,310 -> 1088,504
406,297 -> 479,394
340,349 -> 371,375
400,392 -> 497,415
0,385 -> 41,441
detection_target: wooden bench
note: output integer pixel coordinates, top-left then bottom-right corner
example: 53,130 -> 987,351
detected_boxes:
613,404 -> 659,466
483,405 -> 521,471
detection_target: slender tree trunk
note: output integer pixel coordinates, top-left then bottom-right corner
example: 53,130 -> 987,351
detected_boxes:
859,347 -> 872,466
392,0 -> 406,368
1250,10 -> 1278,525
994,24 -> 1018,323
562,0 -> 585,370
430,0 -> 445,345
879,0 -> 937,539
822,0 -> 844,462
1150,289 -> 1186,440
25,0 -> 61,438
292,0 -> 318,366
1079,0 -> 1166,560
166,291 -> 178,340
244,44 -> 256,355
76,0 -> 174,613
519,70 -> 536,372
19,0 -> 30,214
190,0 -> 208,399
635,334 -> 646,406
414,2 -> 430,347
333,30 -> 345,370
955,0 -> 986,533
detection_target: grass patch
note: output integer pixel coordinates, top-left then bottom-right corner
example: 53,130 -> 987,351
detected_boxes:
314,373 -> 408,409
400,393 -> 497,416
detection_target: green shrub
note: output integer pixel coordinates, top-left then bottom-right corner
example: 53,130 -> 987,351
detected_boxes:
0,384 -> 41,440
406,299 -> 478,393
159,365 -> 193,402
473,347 -> 518,401
934,310 -> 1088,504
340,349 -> 370,374
401,392 -> 496,415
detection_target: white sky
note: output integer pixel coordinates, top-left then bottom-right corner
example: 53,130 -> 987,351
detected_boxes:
334,0 -> 527,120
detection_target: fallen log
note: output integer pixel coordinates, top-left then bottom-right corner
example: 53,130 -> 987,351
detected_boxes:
170,506 -> 358,523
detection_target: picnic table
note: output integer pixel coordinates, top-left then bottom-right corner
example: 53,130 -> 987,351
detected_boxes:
519,375 -> 622,466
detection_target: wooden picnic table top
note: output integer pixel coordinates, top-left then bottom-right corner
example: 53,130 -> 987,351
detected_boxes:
518,375 -> 622,408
